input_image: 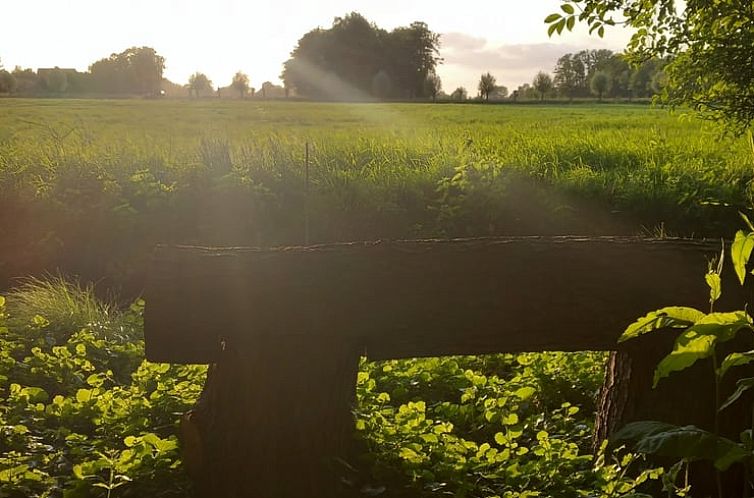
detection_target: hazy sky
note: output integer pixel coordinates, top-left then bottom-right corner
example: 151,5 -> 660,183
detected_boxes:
1,1 -> 632,93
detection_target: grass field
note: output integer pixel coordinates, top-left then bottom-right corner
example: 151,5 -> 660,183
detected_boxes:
1,99 -> 753,497
2,99 -> 752,288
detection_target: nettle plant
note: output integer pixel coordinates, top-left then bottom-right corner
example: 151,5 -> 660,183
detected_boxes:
613,219 -> 754,496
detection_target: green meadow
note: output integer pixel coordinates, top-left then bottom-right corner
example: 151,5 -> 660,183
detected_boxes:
1,98 -> 753,497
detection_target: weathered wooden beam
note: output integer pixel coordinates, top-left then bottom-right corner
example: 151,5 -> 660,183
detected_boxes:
144,237 -> 738,364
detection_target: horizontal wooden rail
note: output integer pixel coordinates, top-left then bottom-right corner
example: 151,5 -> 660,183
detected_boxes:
144,236 -> 738,364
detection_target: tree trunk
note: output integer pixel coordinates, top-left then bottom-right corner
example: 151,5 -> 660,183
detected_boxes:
595,331 -> 754,497
182,335 -> 361,498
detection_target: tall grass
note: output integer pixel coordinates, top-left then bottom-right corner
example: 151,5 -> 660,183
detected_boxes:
0,99 -> 752,286
4,276 -> 137,342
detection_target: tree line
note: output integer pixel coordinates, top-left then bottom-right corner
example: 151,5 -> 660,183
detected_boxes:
0,14 -> 667,103
0,48 -> 166,96
453,50 -> 666,103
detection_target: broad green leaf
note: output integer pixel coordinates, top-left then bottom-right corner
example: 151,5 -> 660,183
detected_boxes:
502,413 -> 519,425
545,13 -> 562,23
619,307 -> 704,343
76,389 -> 92,403
514,386 -> 536,400
613,421 -> 748,471
611,421 -> 678,445
654,332 -> 716,386
705,272 -> 721,304
719,350 -> 754,379
653,312 -> 751,385
566,16 -> 576,30
560,3 -> 575,15
494,432 -> 506,445
731,230 -> 754,285
719,377 -> 754,411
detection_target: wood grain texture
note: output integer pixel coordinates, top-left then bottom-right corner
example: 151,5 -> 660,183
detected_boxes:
144,237 -> 741,364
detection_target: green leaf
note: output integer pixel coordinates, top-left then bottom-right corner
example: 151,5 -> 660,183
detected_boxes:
76,389 -> 92,403
705,272 -> 721,304
653,312 -> 751,386
719,377 -> 754,411
514,386 -> 536,400
598,26 -> 605,37
612,421 -> 748,471
689,311 -> 752,341
610,421 -> 678,445
494,432 -> 506,445
502,413 -> 519,425
566,16 -> 576,31
547,22 -> 559,37
619,307 -> 704,343
741,212 -> 754,232
545,13 -> 562,23
654,332 -> 716,386
561,3 -> 575,14
731,230 -> 754,285
719,350 -> 754,379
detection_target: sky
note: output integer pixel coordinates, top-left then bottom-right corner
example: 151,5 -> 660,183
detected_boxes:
0,0 -> 633,93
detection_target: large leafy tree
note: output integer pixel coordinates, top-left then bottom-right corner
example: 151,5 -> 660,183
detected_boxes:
89,47 -> 165,95
282,13 -> 441,100
547,0 -> 754,135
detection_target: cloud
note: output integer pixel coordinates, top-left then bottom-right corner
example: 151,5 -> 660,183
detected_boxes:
440,32 -> 487,52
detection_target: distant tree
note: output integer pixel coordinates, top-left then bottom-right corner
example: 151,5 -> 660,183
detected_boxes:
89,47 -> 164,95
423,72 -> 442,102
261,81 -> 274,98
513,83 -> 537,100
478,72 -> 496,101
650,70 -> 667,95
451,86 -> 467,101
11,67 -> 39,94
548,0 -> 754,135
597,54 -> 632,99
231,71 -> 250,98
554,54 -> 585,100
0,70 -> 17,94
282,13 -> 441,100
629,58 -> 665,98
188,72 -> 213,97
590,71 -> 611,101
532,72 -> 553,101
490,85 -> 508,100
389,21 -> 442,98
44,68 -> 68,93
